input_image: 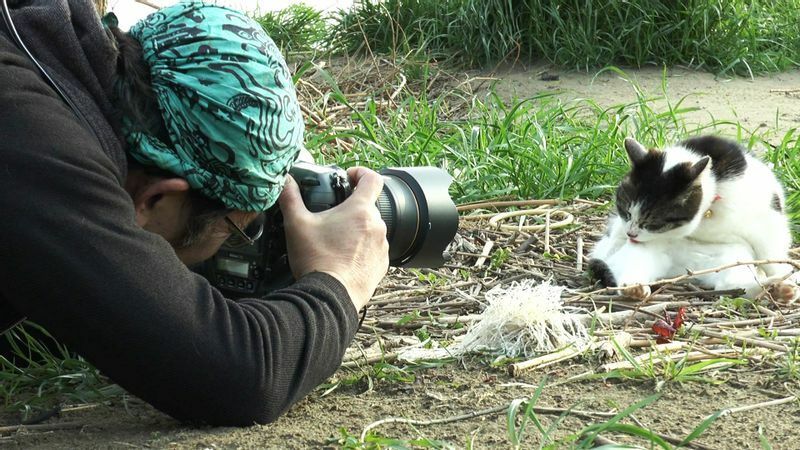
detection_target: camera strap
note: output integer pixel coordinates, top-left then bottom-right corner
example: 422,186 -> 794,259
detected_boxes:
0,0 -> 99,141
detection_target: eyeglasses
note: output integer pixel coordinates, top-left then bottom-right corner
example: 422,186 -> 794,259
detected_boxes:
224,215 -> 265,248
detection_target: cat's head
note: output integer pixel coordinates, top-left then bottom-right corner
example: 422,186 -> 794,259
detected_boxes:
615,138 -> 711,243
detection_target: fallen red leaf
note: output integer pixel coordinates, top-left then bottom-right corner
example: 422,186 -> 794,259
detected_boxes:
651,319 -> 676,344
673,307 -> 686,330
651,307 -> 686,343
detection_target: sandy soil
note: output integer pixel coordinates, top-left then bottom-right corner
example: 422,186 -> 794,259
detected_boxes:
3,364 -> 799,449
2,65 -> 800,449
489,63 -> 800,138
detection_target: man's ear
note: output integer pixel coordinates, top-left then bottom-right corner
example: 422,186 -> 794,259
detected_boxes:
133,178 -> 191,227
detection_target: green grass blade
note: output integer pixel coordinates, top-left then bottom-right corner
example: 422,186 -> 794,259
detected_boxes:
680,409 -> 724,446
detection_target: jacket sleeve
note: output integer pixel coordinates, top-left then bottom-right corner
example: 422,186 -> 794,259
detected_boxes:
0,38 -> 358,426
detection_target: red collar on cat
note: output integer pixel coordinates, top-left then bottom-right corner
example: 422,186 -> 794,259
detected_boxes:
704,194 -> 723,219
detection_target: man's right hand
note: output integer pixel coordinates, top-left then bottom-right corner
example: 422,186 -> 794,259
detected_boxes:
278,167 -> 389,310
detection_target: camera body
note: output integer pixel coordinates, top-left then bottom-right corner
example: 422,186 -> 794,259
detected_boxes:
202,163 -> 352,297
200,162 -> 459,299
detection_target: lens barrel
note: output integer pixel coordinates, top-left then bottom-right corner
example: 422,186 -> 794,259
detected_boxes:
377,167 -> 459,267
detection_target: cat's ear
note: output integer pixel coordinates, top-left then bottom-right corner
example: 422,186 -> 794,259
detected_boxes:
689,156 -> 711,180
624,138 -> 648,166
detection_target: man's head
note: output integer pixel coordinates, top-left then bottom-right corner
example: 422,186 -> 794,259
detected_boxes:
122,161 -> 260,265
109,1 -> 304,264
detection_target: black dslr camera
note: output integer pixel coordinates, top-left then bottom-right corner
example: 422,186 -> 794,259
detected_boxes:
199,162 -> 460,298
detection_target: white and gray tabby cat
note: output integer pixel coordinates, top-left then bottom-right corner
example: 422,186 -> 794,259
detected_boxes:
589,135 -> 798,303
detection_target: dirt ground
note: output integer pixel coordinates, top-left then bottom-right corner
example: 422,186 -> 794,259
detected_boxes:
490,62 -> 800,138
5,365 -> 800,449
2,64 -> 800,449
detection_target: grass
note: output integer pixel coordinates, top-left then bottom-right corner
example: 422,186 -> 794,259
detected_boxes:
0,323 -> 121,422
308,65 -> 800,231
333,389 -> 726,449
597,341 -> 748,388
312,84 -> 635,203
778,339 -> 800,380
763,128 -> 800,234
252,4 -> 329,55
336,429 -> 456,449
331,0 -> 800,75
253,0 -> 800,76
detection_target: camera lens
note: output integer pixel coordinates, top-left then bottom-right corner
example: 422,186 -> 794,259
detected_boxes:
377,167 -> 459,267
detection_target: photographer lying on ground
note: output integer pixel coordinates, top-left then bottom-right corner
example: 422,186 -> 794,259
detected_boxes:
0,0 -> 388,425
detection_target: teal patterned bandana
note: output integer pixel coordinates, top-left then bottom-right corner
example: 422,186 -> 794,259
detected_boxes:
123,1 -> 303,212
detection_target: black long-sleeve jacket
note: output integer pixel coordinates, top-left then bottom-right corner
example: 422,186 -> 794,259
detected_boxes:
0,0 -> 358,426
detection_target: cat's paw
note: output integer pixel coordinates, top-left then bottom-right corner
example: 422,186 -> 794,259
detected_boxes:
587,258 -> 616,287
768,281 -> 800,306
622,284 -> 651,299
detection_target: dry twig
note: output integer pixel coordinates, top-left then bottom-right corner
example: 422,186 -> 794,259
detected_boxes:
710,395 -> 797,421
359,401 -> 616,442
0,422 -> 85,435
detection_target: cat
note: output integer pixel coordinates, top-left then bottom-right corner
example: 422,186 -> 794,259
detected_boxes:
589,135 -> 798,304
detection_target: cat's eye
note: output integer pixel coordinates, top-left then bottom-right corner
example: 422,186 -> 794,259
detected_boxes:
642,223 -> 664,231
618,209 -> 630,220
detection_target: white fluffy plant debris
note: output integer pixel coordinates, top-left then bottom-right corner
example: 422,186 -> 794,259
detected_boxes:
456,279 -> 590,358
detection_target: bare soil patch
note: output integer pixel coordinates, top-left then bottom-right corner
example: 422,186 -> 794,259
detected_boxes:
5,365 -> 799,449
489,62 -> 800,138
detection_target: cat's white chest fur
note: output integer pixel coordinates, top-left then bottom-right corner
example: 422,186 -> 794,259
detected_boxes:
691,154 -> 788,249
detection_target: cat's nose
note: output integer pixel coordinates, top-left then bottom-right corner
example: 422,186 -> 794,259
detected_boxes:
627,231 -> 638,238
